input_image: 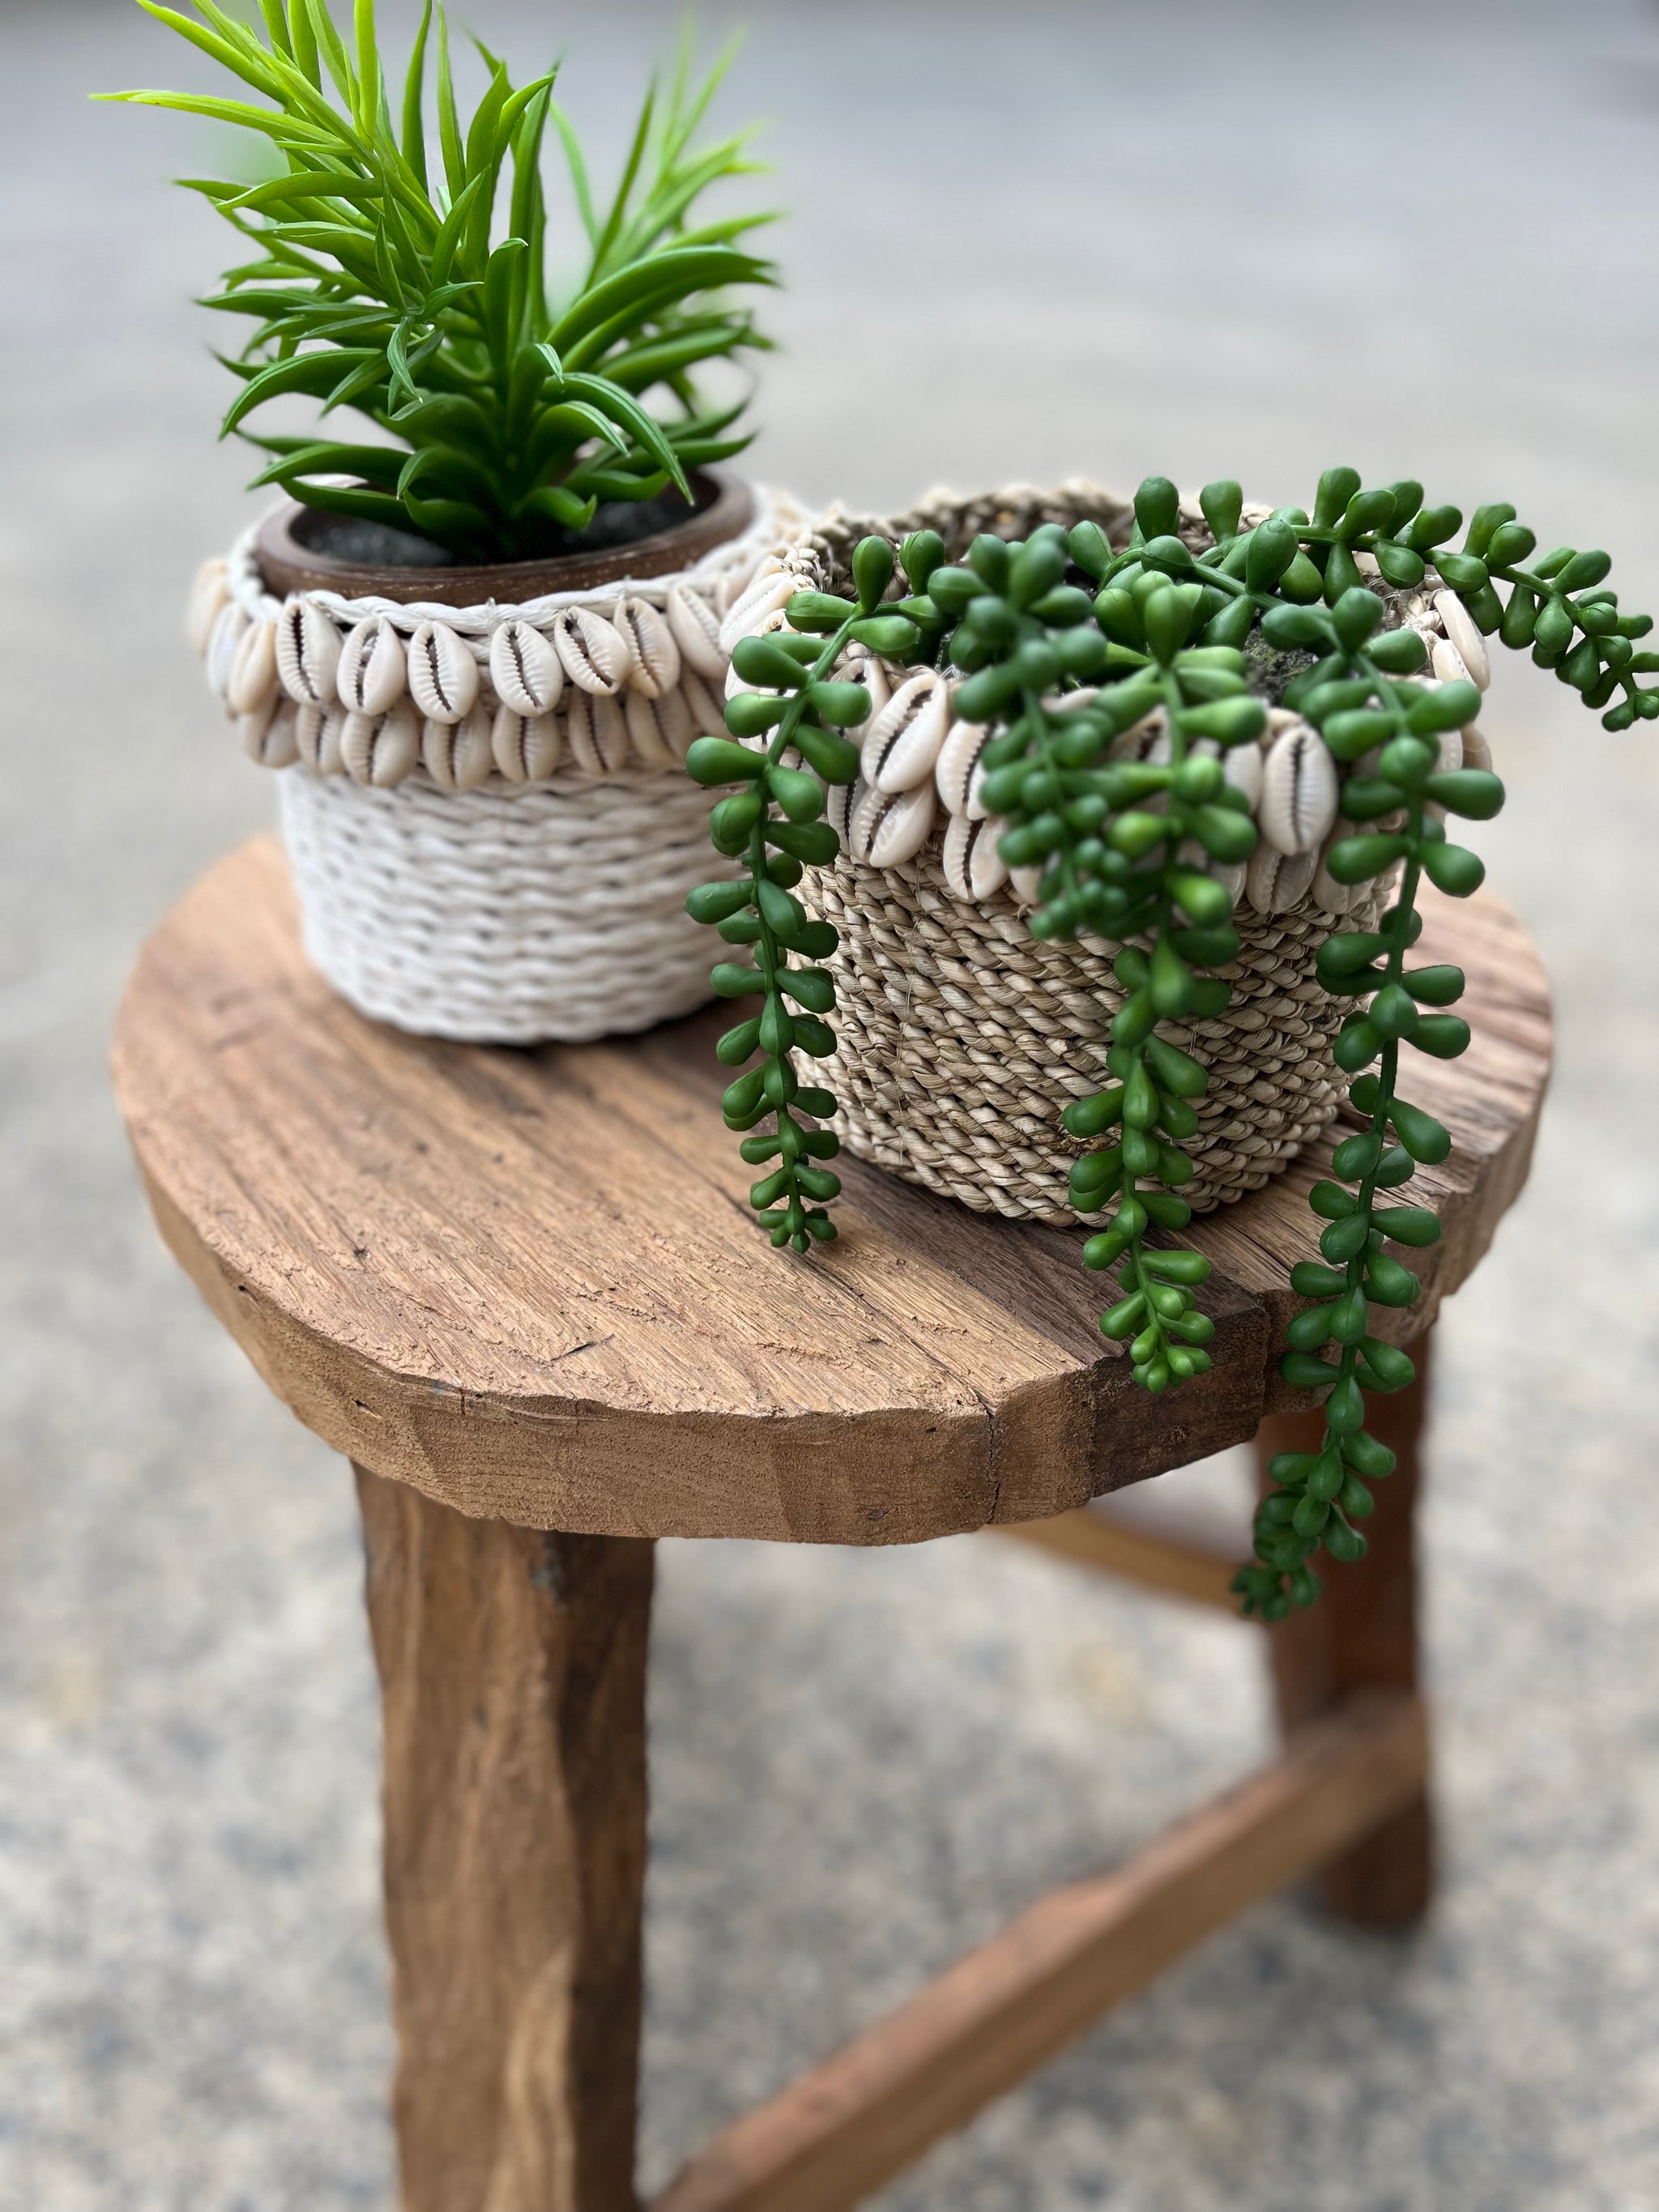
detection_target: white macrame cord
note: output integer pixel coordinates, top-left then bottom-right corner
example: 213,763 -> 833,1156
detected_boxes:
187,489 -> 804,1043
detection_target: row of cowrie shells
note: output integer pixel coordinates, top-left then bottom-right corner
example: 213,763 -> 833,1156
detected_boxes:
191,556 -> 737,777
232,668 -> 730,787
214,593 -> 719,719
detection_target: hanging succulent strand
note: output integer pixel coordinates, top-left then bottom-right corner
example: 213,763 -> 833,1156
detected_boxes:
689,468 -> 1656,1607
681,535 -> 942,1250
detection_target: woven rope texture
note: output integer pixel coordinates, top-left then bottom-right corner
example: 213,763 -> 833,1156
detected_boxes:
279,766 -> 726,1044
809,850 -> 1378,1224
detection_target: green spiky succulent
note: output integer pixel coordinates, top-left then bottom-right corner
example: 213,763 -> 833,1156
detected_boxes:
683,471 -> 1657,1613
104,0 -> 775,560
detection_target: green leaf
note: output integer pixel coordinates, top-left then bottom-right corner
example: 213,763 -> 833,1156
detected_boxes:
285,478 -> 408,528
301,0 -> 356,104
129,2 -> 280,95
401,0 -> 431,187
219,345 -> 376,434
249,437 -> 407,488
426,172 -> 487,288
558,369 -> 691,498
521,484 -> 598,531
434,7 -> 464,198
548,244 -> 771,356
591,74 -> 658,280
229,168 -> 384,213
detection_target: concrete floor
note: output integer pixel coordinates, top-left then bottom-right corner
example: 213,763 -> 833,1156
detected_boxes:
3,2 -> 1659,2206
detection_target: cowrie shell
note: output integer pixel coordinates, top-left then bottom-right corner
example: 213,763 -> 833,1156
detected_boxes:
680,667 -> 728,739
1111,709 -> 1169,762
849,778 -> 936,868
407,620 -> 480,723
1431,637 -> 1470,688
226,618 -> 279,717
491,704 -> 563,783
187,559 -> 230,657
1434,590 -> 1491,689
239,697 -> 298,768
206,599 -> 249,701
941,810 -> 1011,902
424,705 -> 495,790
337,615 -> 407,714
715,559 -> 756,615
834,646 -> 890,731
615,597 -> 681,700
1435,723 -> 1463,774
1311,826 -> 1359,916
296,701 -> 347,775
1175,844 -> 1246,911
488,620 -> 563,717
1009,861 -> 1045,906
666,585 -> 727,679
825,775 -> 859,849
1260,721 -> 1338,855
718,561 -> 792,654
341,702 -> 420,786
565,688 -> 629,774
1222,741 -> 1264,811
624,684 -> 693,765
863,669 -> 951,794
552,606 -> 633,696
1461,725 -> 1492,773
725,605 -> 793,700
276,597 -> 343,706
1246,842 -> 1317,915
935,720 -> 997,820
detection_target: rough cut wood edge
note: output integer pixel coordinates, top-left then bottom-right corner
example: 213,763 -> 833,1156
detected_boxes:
111,839 -> 1549,1542
650,1694 -> 1427,2212
991,1505 -> 1242,1611
356,1466 -> 653,2212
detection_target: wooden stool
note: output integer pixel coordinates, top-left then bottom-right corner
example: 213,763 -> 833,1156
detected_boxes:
113,841 -> 1550,2212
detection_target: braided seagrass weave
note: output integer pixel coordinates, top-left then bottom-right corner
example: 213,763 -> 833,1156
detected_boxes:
810,849 -> 1378,1224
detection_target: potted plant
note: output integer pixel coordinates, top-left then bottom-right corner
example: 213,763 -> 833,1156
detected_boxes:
109,0 -> 795,1042
687,471 -> 1656,1613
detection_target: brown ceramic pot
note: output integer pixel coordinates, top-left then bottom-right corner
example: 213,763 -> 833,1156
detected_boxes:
254,467 -> 754,606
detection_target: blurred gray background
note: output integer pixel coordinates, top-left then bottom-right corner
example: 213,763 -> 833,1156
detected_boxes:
4,2 -> 1659,2206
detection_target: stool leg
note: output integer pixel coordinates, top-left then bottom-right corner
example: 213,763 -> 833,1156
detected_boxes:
354,1464 -> 654,2212
1250,1328 -> 1434,1927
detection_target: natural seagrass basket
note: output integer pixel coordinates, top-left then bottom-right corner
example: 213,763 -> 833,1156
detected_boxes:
766,481 -> 1476,1226
189,475 -> 803,1045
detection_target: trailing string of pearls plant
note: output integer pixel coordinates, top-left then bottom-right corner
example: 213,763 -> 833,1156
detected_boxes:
684,470 -> 1657,1616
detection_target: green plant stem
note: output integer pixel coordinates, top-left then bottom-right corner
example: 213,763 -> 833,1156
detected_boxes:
736,620 -> 859,1249
1107,662 -> 1200,1388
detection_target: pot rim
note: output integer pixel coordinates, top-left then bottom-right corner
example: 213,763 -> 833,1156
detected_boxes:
254,465 -> 753,608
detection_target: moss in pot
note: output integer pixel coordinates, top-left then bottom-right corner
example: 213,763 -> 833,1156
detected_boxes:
110,0 -> 791,1043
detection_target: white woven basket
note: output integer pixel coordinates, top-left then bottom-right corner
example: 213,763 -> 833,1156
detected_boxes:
190,485 -> 804,1043
279,765 -> 724,1045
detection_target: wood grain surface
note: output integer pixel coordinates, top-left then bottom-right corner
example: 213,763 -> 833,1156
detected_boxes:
113,837 -> 1550,1542
992,1503 -> 1243,1611
356,1466 -> 652,2212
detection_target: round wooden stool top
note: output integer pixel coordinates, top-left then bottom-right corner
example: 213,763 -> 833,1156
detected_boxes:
112,839 -> 1550,1544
